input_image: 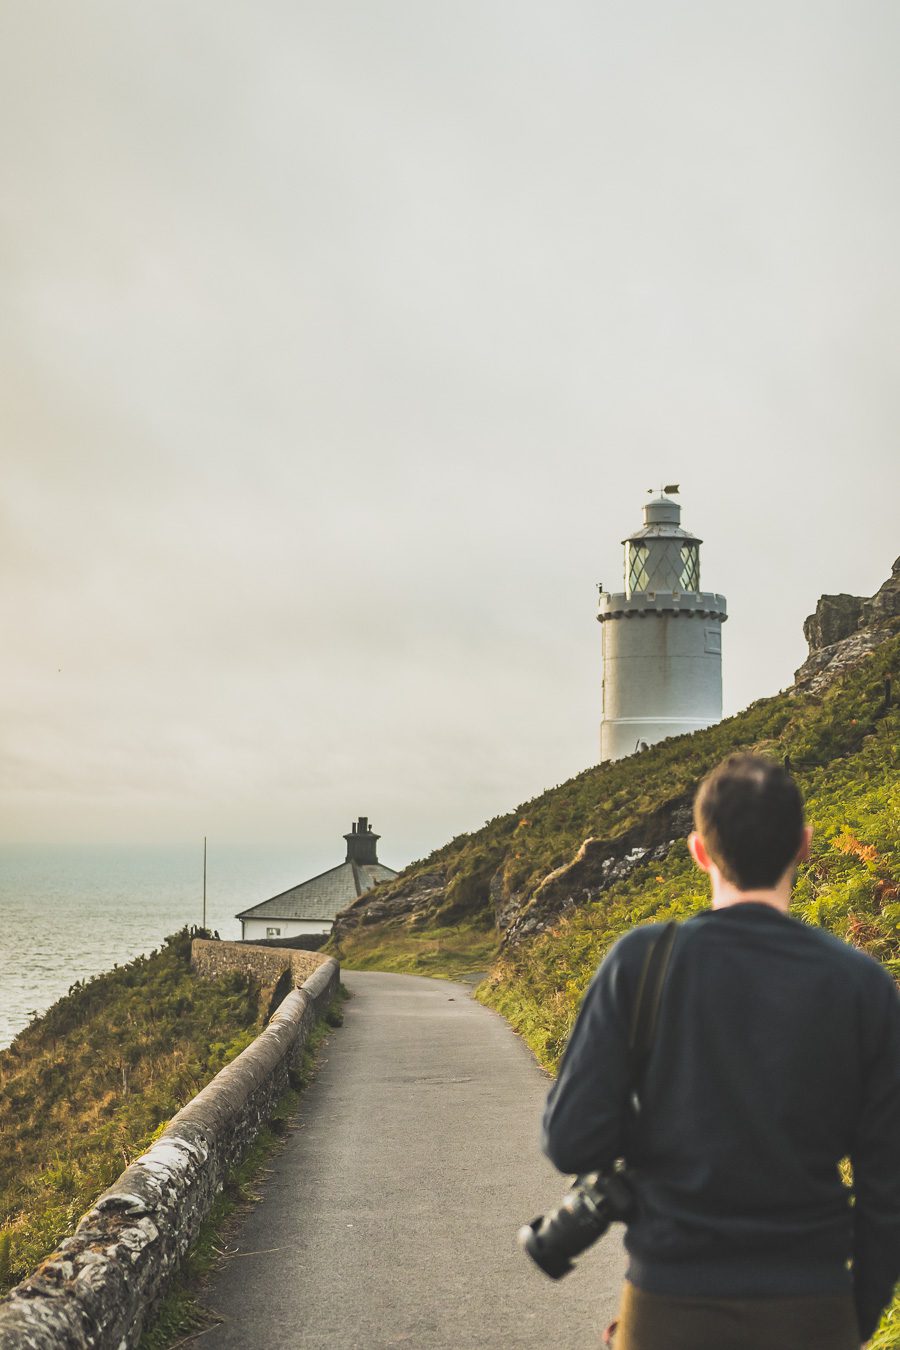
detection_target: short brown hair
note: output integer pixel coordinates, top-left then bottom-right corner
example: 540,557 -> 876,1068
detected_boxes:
694,754 -> 805,890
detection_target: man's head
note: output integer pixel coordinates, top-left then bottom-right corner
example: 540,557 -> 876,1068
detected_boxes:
689,754 -> 810,900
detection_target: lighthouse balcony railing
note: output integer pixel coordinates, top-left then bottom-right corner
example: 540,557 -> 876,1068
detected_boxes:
597,590 -> 728,623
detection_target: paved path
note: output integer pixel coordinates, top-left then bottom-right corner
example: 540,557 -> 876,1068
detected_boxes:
202,971 -> 625,1349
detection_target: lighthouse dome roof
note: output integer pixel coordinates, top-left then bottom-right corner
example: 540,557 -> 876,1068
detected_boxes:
624,521 -> 701,543
623,492 -> 701,544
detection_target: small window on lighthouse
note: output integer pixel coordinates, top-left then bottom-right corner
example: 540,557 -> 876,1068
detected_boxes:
628,543 -> 650,594
679,544 -> 700,592
705,628 -> 721,654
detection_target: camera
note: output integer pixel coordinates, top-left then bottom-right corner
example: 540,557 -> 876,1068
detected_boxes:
517,1169 -> 635,1279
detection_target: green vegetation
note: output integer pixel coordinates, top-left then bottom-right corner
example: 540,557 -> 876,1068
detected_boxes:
139,986 -> 348,1350
0,929 -> 267,1295
2,631 -> 896,1335
336,634 -> 899,993
332,635 -> 900,1345
337,918 -> 497,979
476,711 -> 899,1069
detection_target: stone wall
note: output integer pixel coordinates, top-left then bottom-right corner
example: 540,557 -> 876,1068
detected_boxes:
191,937 -> 327,988
0,955 -> 340,1349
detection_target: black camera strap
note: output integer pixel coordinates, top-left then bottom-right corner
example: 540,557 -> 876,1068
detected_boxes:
627,920 -> 678,1094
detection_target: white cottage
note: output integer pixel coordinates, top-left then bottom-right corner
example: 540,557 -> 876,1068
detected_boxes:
236,817 -> 397,942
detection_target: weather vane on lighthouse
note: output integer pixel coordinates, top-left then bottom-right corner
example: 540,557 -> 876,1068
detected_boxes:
596,486 -> 726,761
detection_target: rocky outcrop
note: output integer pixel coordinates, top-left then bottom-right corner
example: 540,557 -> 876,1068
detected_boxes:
802,593 -> 865,651
502,793 -> 694,945
490,868 -> 525,932
794,558 -> 900,695
860,556 -> 900,626
332,869 -> 450,938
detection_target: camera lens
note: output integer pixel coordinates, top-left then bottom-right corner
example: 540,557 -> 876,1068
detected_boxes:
517,1179 -> 612,1279
518,1173 -> 634,1280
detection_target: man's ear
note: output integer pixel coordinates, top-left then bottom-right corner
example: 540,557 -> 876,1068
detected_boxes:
688,831 -> 712,873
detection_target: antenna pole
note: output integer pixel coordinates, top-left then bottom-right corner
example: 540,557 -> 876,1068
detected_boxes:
202,836 -> 207,931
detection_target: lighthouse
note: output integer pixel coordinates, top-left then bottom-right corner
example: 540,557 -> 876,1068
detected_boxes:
597,488 -> 727,761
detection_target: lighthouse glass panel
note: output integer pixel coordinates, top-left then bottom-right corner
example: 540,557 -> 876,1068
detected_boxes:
627,543 -> 650,595
679,544 -> 700,591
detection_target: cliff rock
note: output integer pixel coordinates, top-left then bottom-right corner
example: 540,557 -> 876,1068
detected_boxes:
500,793 -> 694,945
331,869 -> 449,938
794,557 -> 900,695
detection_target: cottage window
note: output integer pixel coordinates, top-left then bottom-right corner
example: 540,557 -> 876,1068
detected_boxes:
266,926 -> 282,937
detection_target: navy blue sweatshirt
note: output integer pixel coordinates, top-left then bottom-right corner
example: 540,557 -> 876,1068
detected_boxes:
541,904 -> 900,1341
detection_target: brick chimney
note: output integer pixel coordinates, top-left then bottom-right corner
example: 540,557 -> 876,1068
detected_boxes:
344,816 -> 380,865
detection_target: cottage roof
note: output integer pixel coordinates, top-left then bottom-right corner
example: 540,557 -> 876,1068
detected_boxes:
236,819 -> 398,923
236,859 -> 398,922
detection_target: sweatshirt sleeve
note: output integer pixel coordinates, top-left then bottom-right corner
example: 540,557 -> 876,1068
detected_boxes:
850,965 -> 900,1342
541,935 -> 635,1175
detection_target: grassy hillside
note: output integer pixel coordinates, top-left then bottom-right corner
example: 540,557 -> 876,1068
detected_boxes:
477,680 -> 899,1068
475,641 -> 899,1349
332,632 -> 900,1347
0,930 -> 267,1294
334,633 -> 899,989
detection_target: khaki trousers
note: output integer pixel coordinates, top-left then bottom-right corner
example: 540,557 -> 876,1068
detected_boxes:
611,1280 -> 860,1350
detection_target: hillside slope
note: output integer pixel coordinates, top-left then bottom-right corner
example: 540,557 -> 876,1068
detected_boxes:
0,931 -> 268,1295
330,561 -> 900,1347
331,560 -> 899,976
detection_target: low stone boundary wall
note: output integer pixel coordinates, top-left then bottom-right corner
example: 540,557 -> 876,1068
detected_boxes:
0,954 -> 340,1349
191,936 -> 328,987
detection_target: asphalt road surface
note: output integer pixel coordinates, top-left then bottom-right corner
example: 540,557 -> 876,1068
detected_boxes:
202,970 -> 625,1349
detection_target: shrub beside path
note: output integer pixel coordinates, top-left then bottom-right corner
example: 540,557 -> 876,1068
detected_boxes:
202,970 -> 624,1349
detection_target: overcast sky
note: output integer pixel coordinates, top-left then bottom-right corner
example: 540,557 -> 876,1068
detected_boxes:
2,1 -> 898,867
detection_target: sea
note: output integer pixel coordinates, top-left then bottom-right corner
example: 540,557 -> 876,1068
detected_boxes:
0,843 -> 322,1050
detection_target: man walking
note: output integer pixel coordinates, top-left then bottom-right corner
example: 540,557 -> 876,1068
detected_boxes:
542,754 -> 900,1349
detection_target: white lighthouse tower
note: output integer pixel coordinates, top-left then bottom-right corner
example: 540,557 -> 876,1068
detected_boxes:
598,487 -> 727,761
